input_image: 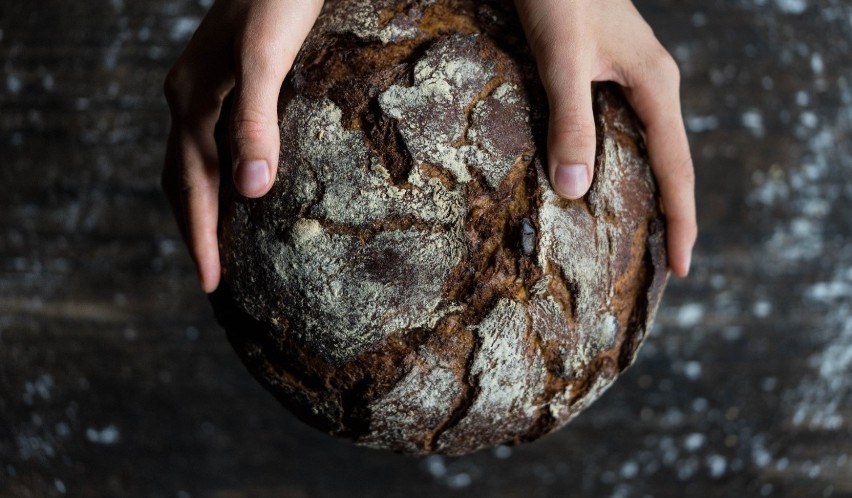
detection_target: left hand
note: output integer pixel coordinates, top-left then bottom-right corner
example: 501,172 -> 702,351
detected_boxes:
162,0 -> 324,293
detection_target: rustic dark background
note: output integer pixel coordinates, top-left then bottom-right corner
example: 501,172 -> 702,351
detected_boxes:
1,0 -> 851,497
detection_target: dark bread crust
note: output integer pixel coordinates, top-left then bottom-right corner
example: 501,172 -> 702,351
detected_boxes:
212,0 -> 668,455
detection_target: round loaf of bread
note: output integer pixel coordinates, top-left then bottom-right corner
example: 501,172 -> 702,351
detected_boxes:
211,0 -> 669,455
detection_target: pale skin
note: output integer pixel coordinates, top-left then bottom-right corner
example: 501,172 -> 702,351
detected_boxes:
163,0 -> 697,294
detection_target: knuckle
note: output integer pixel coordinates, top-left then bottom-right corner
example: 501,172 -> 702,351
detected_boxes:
537,40 -> 584,83
647,46 -> 680,84
163,154 -> 220,200
179,168 -> 217,196
525,14 -> 552,58
231,108 -> 270,145
236,35 -> 294,79
163,61 -> 223,121
676,209 -> 698,233
660,154 -> 696,189
163,61 -> 191,106
549,113 -> 597,146
675,155 -> 696,184
666,209 -> 698,243
687,222 -> 699,242
680,220 -> 699,246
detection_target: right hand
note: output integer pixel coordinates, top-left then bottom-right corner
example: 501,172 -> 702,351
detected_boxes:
513,0 -> 697,277
162,0 -> 324,293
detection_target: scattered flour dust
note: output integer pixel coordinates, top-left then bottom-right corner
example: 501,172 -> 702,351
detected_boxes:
774,0 -> 808,14
742,0 -> 852,470
751,113 -> 852,435
596,2 -> 852,491
169,16 -> 199,42
464,298 -> 544,419
790,266 -> 852,430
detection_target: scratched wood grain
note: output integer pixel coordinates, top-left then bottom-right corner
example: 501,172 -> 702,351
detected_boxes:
1,0 -> 851,497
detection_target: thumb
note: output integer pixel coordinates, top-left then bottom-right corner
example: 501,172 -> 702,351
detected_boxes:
230,1 -> 323,198
513,0 -> 597,200
545,77 -> 597,200
229,52 -> 287,198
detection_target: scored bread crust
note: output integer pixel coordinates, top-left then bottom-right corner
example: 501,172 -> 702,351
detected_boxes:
211,0 -> 669,455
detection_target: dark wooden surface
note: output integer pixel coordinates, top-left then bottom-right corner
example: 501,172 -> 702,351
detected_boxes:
1,0 -> 851,497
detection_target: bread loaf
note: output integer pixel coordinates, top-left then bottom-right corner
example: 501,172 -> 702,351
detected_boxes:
211,0 -> 669,455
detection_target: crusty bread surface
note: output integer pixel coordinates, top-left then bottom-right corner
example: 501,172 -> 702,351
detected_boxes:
212,0 -> 668,455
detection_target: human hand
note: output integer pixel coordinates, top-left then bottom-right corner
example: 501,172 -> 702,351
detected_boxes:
162,0 -> 323,293
513,0 -> 697,277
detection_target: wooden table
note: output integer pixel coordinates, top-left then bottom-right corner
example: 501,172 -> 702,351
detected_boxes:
1,0 -> 850,496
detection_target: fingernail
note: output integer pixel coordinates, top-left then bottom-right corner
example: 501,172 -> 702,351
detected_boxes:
555,164 -> 588,199
236,160 -> 270,196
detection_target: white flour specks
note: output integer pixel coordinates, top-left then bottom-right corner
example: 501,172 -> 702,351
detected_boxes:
246,96 -> 470,364
810,53 -> 824,74
85,425 -> 120,445
22,374 -> 54,405
491,82 -> 521,105
741,109 -> 766,137
684,432 -> 707,452
362,352 -> 461,452
686,115 -> 721,133
273,225 -> 464,363
169,16 -> 199,42
421,454 -> 479,489
791,266 -> 852,430
467,299 -> 543,416
329,0 -> 422,44
675,303 -> 705,328
799,110 -> 819,128
533,114 -> 646,381
379,36 -> 496,184
289,96 -> 466,227
466,83 -> 534,189
737,0 -> 809,14
775,0 -> 808,14
538,188 -> 603,319
682,361 -> 703,380
739,0 -> 852,457
806,278 -> 852,302
289,218 -> 323,245
750,124 -> 838,263
438,298 -> 545,447
7,74 -> 22,94
749,166 -> 789,206
556,374 -> 613,422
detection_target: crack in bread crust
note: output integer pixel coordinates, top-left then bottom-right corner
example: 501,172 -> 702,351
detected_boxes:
214,0 -> 668,456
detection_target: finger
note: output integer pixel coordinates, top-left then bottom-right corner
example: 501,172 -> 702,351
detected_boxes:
177,126 -> 222,293
622,49 -> 697,277
513,0 -> 597,200
163,57 -> 231,293
545,73 -> 597,200
163,61 -> 226,293
162,122 -> 222,293
230,0 -> 324,198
